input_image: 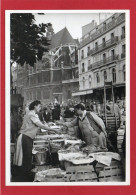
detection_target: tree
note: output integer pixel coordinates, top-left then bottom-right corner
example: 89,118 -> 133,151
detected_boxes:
10,13 -> 51,67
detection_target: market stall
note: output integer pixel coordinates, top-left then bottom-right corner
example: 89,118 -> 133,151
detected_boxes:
31,122 -> 125,182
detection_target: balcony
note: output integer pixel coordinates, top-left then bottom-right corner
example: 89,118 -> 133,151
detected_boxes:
121,53 -> 125,59
87,51 -> 91,56
92,54 -> 119,69
88,64 -> 92,70
121,34 -> 125,40
80,13 -> 125,48
90,36 -> 118,55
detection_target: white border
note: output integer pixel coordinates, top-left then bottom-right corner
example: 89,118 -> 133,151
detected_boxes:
5,9 -> 130,186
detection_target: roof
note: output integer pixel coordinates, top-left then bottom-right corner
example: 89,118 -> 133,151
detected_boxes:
50,27 -> 77,49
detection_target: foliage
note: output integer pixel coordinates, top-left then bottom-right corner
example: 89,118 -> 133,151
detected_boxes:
11,13 -> 51,67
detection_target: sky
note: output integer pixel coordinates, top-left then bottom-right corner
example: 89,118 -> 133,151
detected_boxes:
33,12 -> 114,40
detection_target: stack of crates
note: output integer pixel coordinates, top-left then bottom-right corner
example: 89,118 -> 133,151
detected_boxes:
95,159 -> 124,182
65,165 -> 98,182
117,128 -> 125,153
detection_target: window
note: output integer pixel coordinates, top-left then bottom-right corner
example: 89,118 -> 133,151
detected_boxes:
112,68 -> 116,83
82,63 -> 85,72
123,65 -> 126,81
81,50 -> 84,59
104,70 -> 107,81
103,22 -> 106,30
111,33 -> 114,42
96,72 -> 100,83
88,60 -> 90,66
112,16 -> 115,21
103,53 -> 106,63
111,49 -> 115,60
87,46 -> 90,55
122,44 -> 126,53
83,77 -> 85,88
88,60 -> 91,70
121,26 -> 125,39
89,75 -> 92,87
95,42 -> 98,50
122,45 -> 126,58
102,38 -> 106,47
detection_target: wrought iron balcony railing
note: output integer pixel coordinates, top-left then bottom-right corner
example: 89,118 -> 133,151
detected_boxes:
80,13 -> 125,47
88,64 -> 92,70
92,54 -> 119,69
90,36 -> 118,55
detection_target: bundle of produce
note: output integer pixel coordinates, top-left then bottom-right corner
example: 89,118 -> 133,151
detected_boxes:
35,134 -> 65,140
58,150 -> 87,162
34,168 -> 66,182
64,139 -> 84,145
88,152 -> 121,166
31,165 -> 52,173
81,145 -> 108,154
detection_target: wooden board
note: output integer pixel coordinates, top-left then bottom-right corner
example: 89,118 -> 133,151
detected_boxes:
66,165 -> 98,182
98,165 -> 124,182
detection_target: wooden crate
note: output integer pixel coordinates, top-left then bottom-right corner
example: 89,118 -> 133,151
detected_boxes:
98,165 -> 124,182
40,175 -> 66,182
65,165 -> 98,182
33,140 -> 49,148
95,159 -> 122,175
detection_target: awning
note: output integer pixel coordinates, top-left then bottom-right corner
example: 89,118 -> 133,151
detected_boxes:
72,89 -> 93,97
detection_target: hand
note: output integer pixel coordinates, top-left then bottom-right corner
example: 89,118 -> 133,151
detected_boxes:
54,129 -> 62,134
55,121 -> 61,125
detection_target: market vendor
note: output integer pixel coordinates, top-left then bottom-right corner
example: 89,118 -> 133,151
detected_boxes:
56,103 -> 107,149
13,100 -> 60,181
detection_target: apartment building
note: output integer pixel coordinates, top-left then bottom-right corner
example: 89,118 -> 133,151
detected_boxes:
73,13 -> 126,108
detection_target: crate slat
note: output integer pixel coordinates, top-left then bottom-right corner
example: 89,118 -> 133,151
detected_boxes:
99,168 -> 122,177
66,165 -> 94,172
99,175 -> 124,182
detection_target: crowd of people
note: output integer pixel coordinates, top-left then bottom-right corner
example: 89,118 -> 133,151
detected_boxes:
11,99 -> 125,182
11,99 -> 125,143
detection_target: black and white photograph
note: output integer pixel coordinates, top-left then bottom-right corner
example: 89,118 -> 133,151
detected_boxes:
6,10 -> 129,185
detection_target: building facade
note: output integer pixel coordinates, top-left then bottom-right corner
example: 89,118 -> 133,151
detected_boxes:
16,27 -> 79,105
73,13 -> 126,110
